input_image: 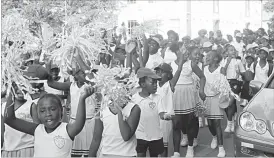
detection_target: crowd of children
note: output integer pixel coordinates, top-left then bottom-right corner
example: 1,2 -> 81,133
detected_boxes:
1,26 -> 274,158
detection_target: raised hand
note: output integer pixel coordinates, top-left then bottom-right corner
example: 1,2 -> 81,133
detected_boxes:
125,41 -> 137,54
80,86 -> 95,99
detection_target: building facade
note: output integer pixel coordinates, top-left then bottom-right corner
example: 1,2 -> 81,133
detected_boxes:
117,0 -> 266,39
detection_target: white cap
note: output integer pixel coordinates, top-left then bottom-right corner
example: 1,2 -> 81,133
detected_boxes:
269,48 -> 274,52
246,44 -> 257,50
203,41 -> 213,48
262,36 -> 269,40
259,47 -> 269,54
235,33 -> 242,37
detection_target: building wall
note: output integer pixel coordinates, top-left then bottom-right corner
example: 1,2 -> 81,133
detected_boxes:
117,0 -> 264,39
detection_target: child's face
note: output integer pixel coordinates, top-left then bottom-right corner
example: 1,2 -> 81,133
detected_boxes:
141,77 -> 158,94
206,51 -> 218,65
270,51 -> 274,59
148,40 -> 159,55
168,34 -> 177,43
189,48 -> 201,63
38,99 -> 62,129
50,68 -> 60,80
259,50 -> 268,60
247,48 -> 255,55
227,35 -> 233,42
227,46 -> 236,58
156,69 -> 169,84
261,38 -> 269,47
74,70 -> 87,84
246,57 -> 254,65
222,51 -> 228,58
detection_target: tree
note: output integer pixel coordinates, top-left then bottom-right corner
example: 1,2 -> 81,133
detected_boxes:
263,0 -> 274,12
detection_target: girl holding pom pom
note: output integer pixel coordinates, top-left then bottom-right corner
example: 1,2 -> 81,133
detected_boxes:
1,82 -> 38,157
4,85 -> 95,157
88,97 -> 141,157
47,48 -> 97,157
204,50 -> 226,157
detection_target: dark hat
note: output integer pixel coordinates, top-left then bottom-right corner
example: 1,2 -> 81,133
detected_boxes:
137,68 -> 161,79
23,65 -> 49,80
154,63 -> 173,74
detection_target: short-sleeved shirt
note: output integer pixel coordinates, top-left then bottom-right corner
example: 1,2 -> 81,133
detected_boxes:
221,58 -> 245,80
231,41 -> 245,59
157,82 -> 174,115
132,93 -> 165,141
145,53 -> 164,70
250,62 -> 270,83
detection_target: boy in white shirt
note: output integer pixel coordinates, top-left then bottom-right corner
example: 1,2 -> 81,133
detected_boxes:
132,68 -> 171,157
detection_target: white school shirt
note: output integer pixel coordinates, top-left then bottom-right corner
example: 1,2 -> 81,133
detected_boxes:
44,77 -> 65,95
70,82 -> 96,119
34,123 -> 72,158
221,58 -> 245,80
132,93 -> 165,141
156,82 -> 174,115
1,98 -> 37,151
231,41 -> 245,59
163,47 -> 177,64
100,102 -> 137,156
250,62 -> 270,83
145,53 -> 164,70
171,60 -> 194,85
204,66 -> 222,96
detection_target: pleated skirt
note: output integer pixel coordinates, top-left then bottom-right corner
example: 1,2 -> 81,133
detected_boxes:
173,84 -> 196,115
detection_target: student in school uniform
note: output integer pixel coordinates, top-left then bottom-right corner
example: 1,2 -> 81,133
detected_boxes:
132,68 -> 172,157
143,36 -> 164,70
221,44 -> 246,133
204,50 -> 226,157
5,86 -> 95,158
155,55 -> 186,157
44,63 -> 69,122
240,53 -> 255,106
171,46 -> 206,158
1,83 -> 38,157
47,48 -> 97,157
88,95 -> 141,157
250,47 -> 274,84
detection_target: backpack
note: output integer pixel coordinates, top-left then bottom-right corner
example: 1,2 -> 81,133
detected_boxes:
253,61 -> 274,77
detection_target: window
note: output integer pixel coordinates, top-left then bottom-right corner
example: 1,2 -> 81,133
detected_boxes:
127,0 -> 136,4
213,0 -> 219,13
128,20 -> 138,35
245,0 -> 250,17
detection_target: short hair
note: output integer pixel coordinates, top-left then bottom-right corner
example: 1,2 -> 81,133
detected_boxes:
37,94 -> 62,110
211,50 -> 223,64
187,46 -> 200,54
167,30 -> 179,41
225,44 -> 236,52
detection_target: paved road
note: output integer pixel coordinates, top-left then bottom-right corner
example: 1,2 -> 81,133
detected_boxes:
166,106 -> 244,157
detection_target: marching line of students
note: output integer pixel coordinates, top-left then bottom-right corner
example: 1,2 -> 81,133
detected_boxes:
2,27 -> 274,158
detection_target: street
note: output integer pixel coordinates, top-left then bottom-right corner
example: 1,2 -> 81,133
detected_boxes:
167,106 -> 244,157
